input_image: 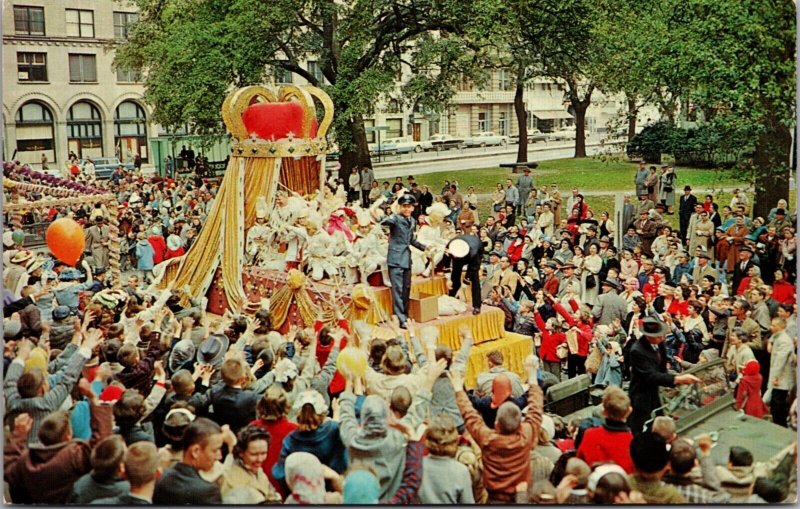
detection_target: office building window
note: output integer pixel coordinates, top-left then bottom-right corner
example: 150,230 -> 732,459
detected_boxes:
113,12 -> 138,39
477,111 -> 490,132
17,52 -> 47,81
66,9 -> 94,38
14,6 -> 45,35
386,118 -> 403,139
69,54 -> 97,82
116,67 -> 142,83
498,112 -> 508,135
498,69 -> 511,91
307,60 -> 324,84
274,62 -> 293,84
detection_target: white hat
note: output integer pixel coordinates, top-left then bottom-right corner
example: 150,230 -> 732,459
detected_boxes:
356,209 -> 372,228
167,234 -> 182,251
541,414 -> 555,442
292,390 -> 328,415
273,358 -> 298,383
587,463 -> 629,492
3,231 -> 14,248
256,196 -> 268,220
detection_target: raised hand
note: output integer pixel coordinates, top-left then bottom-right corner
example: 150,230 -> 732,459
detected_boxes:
13,413 -> 33,439
447,370 -> 465,392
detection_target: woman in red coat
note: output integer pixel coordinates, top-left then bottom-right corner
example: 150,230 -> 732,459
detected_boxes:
735,360 -> 769,418
771,269 -> 796,305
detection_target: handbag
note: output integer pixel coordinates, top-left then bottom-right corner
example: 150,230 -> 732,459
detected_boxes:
663,185 -> 673,193
585,343 -> 603,374
556,343 -> 569,360
585,274 -> 597,290
566,329 -> 580,355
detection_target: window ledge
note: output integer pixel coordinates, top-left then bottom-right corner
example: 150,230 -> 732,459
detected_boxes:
18,81 -> 50,85
69,81 -> 99,84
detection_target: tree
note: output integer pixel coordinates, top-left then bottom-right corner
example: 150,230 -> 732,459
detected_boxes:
116,0 -> 490,178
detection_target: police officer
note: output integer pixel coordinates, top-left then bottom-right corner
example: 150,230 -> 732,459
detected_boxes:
381,194 -> 428,328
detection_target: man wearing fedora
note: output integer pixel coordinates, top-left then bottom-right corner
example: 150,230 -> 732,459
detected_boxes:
4,250 -> 34,299
691,249 -> 718,283
628,317 -> 701,434
592,278 -> 628,326
557,262 -> 579,298
732,245 -> 757,295
84,216 -> 110,271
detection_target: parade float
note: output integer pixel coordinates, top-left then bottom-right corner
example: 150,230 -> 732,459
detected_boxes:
155,84 -> 532,388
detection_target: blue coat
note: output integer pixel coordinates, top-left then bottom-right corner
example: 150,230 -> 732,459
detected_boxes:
272,419 -> 348,482
135,240 -> 155,270
381,213 -> 426,269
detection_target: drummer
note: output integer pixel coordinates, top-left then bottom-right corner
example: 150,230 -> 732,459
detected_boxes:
446,233 -> 484,315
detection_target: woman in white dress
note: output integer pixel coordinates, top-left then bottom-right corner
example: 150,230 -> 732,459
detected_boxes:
580,243 -> 602,306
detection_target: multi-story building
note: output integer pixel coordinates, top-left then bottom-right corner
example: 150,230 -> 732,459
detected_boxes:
2,0 -> 153,170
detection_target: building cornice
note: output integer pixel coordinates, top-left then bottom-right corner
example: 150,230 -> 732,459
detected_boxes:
3,36 -> 120,49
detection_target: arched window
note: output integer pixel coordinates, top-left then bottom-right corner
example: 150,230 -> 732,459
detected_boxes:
15,100 -> 55,168
67,100 -> 103,159
114,100 -> 148,163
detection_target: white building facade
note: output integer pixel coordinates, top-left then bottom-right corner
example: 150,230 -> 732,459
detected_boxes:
2,0 -> 152,170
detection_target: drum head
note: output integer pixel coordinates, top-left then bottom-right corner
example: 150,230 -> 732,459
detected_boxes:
449,238 -> 470,258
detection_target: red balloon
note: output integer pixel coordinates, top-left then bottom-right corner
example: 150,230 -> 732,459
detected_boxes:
46,218 -> 85,266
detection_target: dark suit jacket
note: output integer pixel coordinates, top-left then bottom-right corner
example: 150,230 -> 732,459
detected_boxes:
627,337 -> 675,434
679,194 -> 698,219
153,462 -> 221,505
382,213 -> 426,269
194,384 -> 260,433
91,493 -> 150,505
732,260 -> 755,295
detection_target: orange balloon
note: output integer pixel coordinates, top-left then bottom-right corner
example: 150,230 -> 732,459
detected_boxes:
46,218 -> 85,266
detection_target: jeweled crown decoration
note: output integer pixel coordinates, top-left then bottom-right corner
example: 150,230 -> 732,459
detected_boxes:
222,85 -> 334,158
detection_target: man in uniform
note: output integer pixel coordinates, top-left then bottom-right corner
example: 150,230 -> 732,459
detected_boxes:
447,233 -> 484,315
380,194 -> 428,328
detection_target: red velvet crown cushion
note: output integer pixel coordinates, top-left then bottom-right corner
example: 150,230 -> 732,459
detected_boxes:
241,102 -> 318,140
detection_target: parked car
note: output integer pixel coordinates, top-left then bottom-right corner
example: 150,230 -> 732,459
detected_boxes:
511,128 -> 548,144
464,131 -> 509,148
548,125 -> 577,140
368,139 -> 399,155
79,157 -> 135,179
382,137 -> 432,154
429,133 -> 466,150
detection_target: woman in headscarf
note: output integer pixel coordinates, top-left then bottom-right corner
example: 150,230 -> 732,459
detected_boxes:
284,452 -> 343,504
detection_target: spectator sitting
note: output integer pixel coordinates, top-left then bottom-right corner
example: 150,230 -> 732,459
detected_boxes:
67,435 -> 130,503
467,373 -> 529,428
576,386 -> 635,473
628,432 -> 687,503
91,441 -> 161,504
473,349 -> 525,398
561,457 -> 592,504
587,464 -> 641,503
715,446 -> 762,501
650,415 -> 678,446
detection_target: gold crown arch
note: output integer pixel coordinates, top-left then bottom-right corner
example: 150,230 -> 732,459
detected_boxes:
158,85 -> 334,310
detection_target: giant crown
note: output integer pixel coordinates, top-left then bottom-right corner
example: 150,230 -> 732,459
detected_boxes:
222,85 -> 334,158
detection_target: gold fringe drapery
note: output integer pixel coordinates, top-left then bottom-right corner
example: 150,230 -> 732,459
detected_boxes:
427,306 -> 506,349
158,156 -> 280,309
269,270 -> 320,328
410,275 -> 449,299
280,156 -> 322,197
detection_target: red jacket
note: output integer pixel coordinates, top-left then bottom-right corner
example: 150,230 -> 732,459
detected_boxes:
554,300 -> 592,356
506,239 -> 524,264
148,235 -> 167,264
534,312 -> 566,363
165,246 -> 185,260
543,275 -> 560,296
772,281 -> 796,305
576,420 -> 634,473
314,318 -> 349,394
250,417 -> 298,498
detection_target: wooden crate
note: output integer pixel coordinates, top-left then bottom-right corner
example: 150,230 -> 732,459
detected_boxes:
408,292 -> 439,323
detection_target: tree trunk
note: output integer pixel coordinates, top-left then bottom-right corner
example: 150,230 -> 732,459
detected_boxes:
752,111 -> 792,219
514,81 -> 528,163
573,102 -> 588,158
339,115 -> 372,181
627,95 -> 637,142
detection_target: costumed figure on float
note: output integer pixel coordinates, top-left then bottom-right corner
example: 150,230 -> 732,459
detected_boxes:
412,201 -> 452,277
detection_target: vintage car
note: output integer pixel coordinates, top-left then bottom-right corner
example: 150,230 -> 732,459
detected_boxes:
464,131 -> 509,147
428,133 -> 466,150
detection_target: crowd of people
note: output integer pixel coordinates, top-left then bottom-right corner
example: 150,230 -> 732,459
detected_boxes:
1,155 -> 797,504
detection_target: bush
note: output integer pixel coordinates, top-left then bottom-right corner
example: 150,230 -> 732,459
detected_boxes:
626,121 -> 674,163
628,121 -> 747,168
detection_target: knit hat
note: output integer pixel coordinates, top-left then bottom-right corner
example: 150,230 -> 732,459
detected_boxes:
491,374 -> 513,409
24,348 -> 48,373
52,305 -> 72,321
285,452 -> 326,504
4,319 -> 21,339
343,470 -> 380,504
541,414 -> 556,442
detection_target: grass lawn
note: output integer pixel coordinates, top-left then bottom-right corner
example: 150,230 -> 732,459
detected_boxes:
411,155 -> 746,195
